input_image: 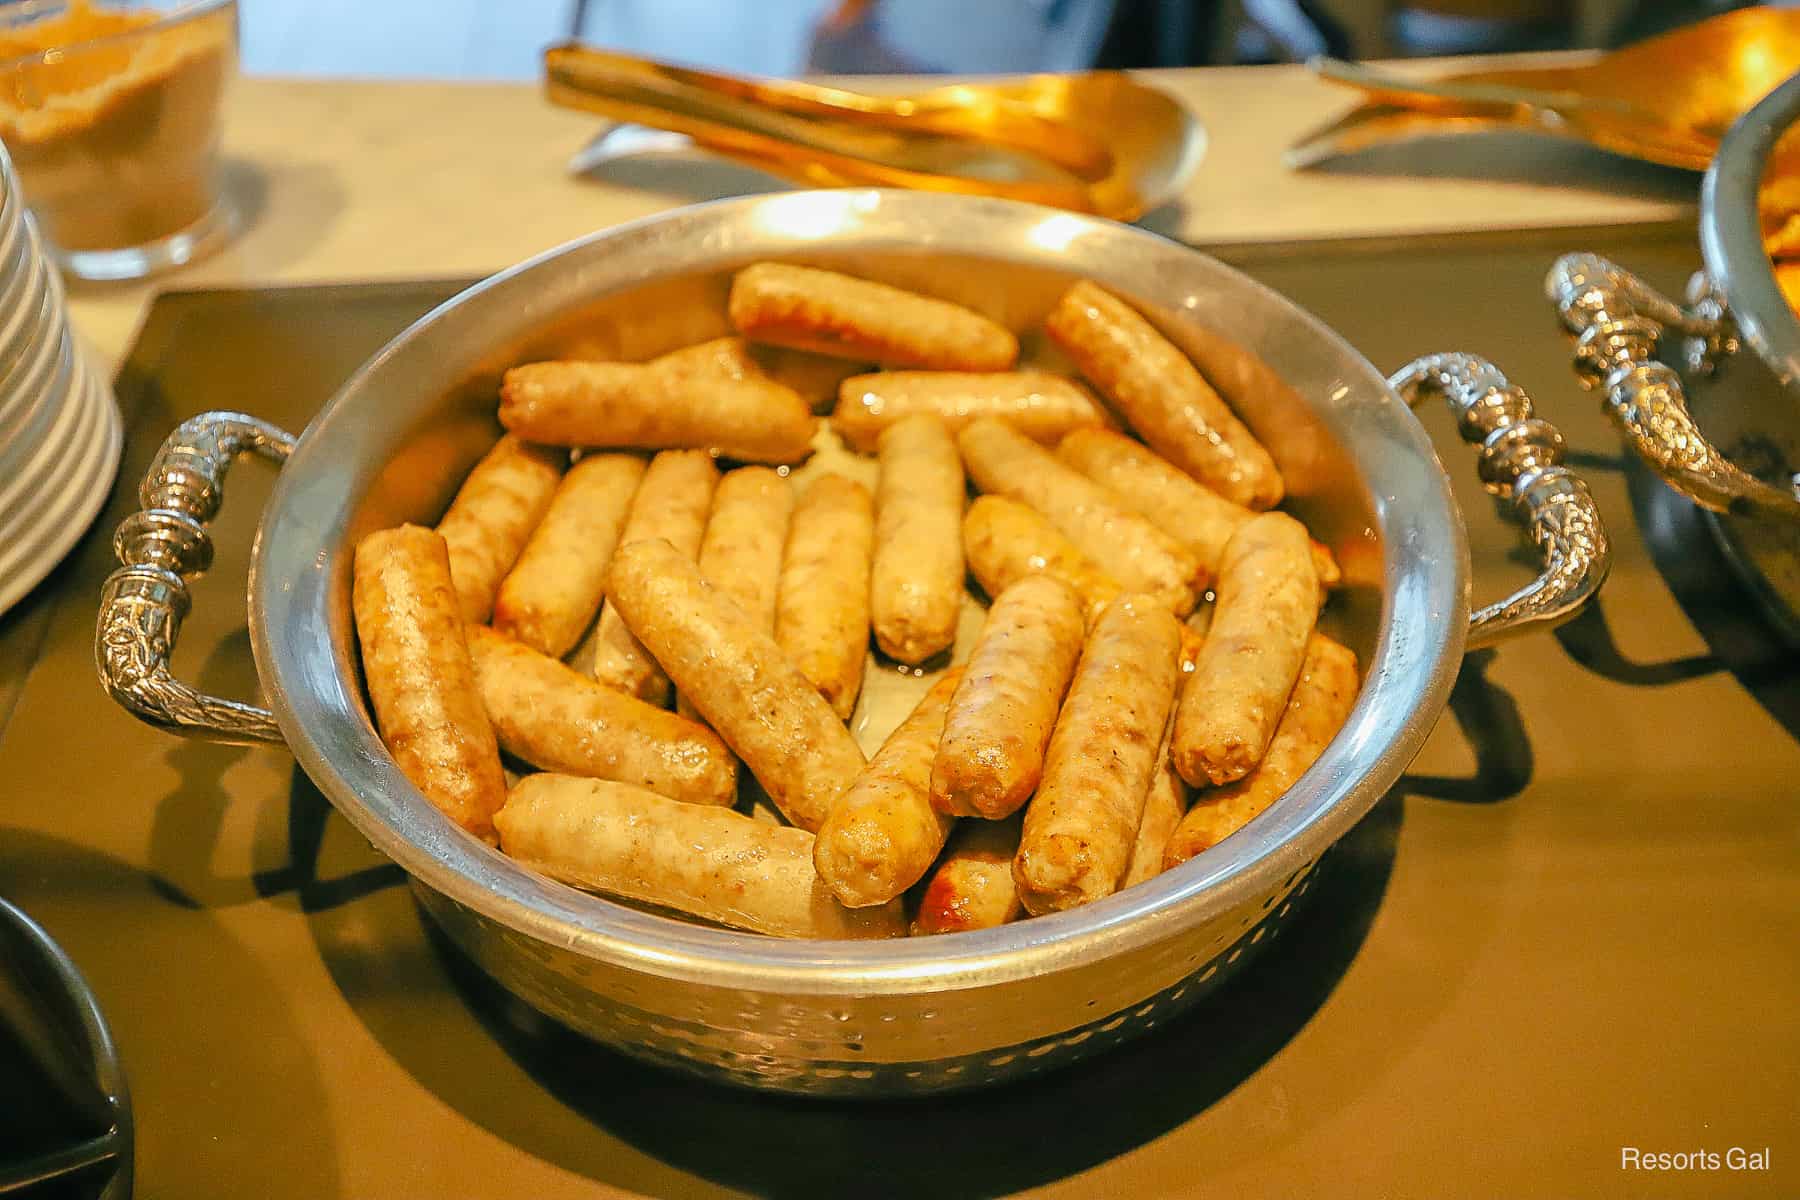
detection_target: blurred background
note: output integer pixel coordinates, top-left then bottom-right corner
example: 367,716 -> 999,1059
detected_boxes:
238,0 -> 1775,80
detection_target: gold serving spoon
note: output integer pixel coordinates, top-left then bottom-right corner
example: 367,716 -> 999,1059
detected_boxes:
1289,6 -> 1800,171
545,44 -> 1205,222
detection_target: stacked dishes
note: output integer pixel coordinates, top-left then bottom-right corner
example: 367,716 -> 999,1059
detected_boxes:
0,140 -> 121,617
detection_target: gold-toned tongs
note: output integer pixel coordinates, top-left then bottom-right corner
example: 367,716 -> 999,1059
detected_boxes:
1288,6 -> 1800,171
543,44 -> 1206,221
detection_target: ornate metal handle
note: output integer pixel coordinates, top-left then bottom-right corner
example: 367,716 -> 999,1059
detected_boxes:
95,411 -> 297,745
1390,353 -> 1610,651
1545,252 -> 1800,520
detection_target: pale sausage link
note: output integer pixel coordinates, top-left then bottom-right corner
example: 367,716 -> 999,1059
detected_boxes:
776,473 -> 875,720
607,538 -> 867,832
496,774 -> 904,939
435,435 -> 565,625
871,414 -> 964,665
958,417 -> 1202,616
492,452 -> 645,658
729,262 -> 1018,371
832,370 -> 1108,453
468,625 -> 737,808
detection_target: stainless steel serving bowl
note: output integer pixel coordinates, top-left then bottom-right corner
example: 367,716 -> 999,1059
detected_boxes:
1547,68 -> 1800,641
95,189 -> 1607,1096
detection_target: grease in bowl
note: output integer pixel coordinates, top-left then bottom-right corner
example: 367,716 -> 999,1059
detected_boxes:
349,261 -> 1359,940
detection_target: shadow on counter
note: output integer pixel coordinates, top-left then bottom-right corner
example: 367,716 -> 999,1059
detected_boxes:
426,792 -> 1405,1199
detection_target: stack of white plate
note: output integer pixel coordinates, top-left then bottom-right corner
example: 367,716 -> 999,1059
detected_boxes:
0,141 -> 122,617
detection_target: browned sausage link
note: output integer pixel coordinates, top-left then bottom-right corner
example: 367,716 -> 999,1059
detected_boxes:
607,538 -> 867,832
1173,512 -> 1319,788
728,262 -> 1018,371
592,449 -> 719,705
1045,281 -> 1283,510
467,625 -> 737,807
656,335 -> 862,413
813,670 -> 963,908
697,466 -> 794,633
930,575 -> 1086,819
776,473 -> 875,720
499,361 -> 816,464
911,816 -> 1024,935
676,466 -> 794,726
492,452 -> 646,658
352,525 -> 507,842
753,343 -> 868,412
1120,710 -> 1188,890
957,417 -> 1202,616
831,370 -> 1110,454
963,494 -> 1121,623
871,414 -> 964,665
496,774 -> 904,939
1013,595 -> 1183,914
1164,635 -> 1358,867
652,335 -> 761,382
435,435 -> 566,625
959,496 -> 1208,668
1056,428 -> 1342,588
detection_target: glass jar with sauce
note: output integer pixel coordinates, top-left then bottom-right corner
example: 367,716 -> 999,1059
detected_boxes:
0,0 -> 238,282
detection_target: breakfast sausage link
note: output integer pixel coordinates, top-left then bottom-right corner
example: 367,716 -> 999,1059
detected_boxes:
870,414 -> 964,665
929,574 -> 1086,820
496,774 -> 904,939
1119,710 -> 1188,890
832,370 -> 1109,453
607,537 -> 867,832
1164,635 -> 1359,867
435,435 -> 566,624
499,361 -> 816,464
591,449 -> 719,705
492,451 -> 645,658
468,625 -> 737,808
676,466 -> 794,728
958,417 -> 1203,615
1056,428 -> 1341,588
776,473 -> 875,720
697,466 -> 794,633
912,816 -> 1025,936
352,525 -> 507,842
963,494 -> 1122,623
813,670 -> 962,908
1013,595 -> 1183,915
1173,511 -> 1320,788
1046,280 -> 1284,510
728,262 -> 1018,371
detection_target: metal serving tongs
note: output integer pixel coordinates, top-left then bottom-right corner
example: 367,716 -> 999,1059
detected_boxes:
1287,6 -> 1800,172
544,44 -> 1206,221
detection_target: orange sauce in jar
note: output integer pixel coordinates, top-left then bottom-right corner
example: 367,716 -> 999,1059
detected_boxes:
0,1 -> 234,252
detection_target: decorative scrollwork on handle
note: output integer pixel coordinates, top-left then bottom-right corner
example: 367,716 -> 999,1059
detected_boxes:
1545,252 -> 1800,520
1390,353 -> 1611,651
95,412 -> 297,745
